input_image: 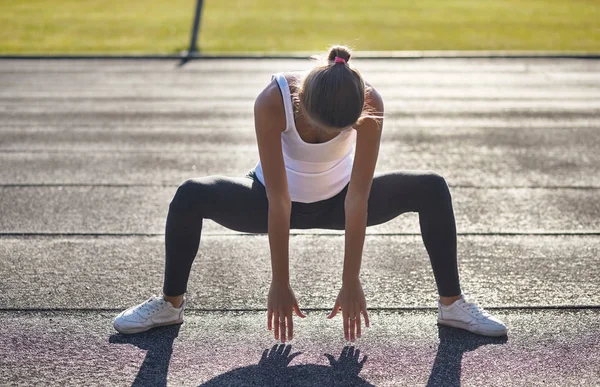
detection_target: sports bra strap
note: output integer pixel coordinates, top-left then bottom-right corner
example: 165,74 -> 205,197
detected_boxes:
272,73 -> 295,132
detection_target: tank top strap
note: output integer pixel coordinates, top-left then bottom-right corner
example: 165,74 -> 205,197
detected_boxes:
272,73 -> 295,132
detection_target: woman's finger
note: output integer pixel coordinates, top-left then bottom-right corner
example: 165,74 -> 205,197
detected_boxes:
342,310 -> 349,341
287,314 -> 294,341
267,308 -> 273,331
327,300 -> 340,319
273,312 -> 280,340
362,307 -> 370,328
349,311 -> 356,342
293,301 -> 306,318
279,312 -> 287,343
356,313 -> 362,338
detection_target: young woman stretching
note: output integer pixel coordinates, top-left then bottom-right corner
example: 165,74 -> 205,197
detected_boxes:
113,46 -> 507,341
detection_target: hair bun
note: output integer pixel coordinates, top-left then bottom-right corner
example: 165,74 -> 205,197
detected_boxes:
327,45 -> 352,63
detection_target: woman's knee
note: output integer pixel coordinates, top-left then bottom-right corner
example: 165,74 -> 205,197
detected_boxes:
169,178 -> 207,215
421,171 -> 452,202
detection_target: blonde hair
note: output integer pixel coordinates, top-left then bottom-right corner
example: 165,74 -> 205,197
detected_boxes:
296,45 -> 371,130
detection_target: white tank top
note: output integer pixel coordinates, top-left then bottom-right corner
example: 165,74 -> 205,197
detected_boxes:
254,73 -> 357,203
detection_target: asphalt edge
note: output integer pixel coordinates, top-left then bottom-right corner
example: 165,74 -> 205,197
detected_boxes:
2,305 -> 600,313
1,51 -> 600,60
1,231 -> 600,237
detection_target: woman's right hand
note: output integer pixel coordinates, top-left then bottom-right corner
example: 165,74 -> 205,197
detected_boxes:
267,282 -> 306,343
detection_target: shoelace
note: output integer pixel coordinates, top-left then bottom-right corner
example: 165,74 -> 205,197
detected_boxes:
460,298 -> 490,318
137,297 -> 166,317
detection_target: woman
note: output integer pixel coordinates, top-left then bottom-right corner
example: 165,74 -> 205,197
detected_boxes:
113,45 -> 507,341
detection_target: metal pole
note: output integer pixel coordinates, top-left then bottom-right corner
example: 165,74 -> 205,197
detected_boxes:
187,0 -> 204,55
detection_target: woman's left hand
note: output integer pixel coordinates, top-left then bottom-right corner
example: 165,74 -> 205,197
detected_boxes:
327,279 -> 370,341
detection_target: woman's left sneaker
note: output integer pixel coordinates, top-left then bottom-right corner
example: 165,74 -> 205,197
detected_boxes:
438,295 -> 507,337
113,295 -> 184,334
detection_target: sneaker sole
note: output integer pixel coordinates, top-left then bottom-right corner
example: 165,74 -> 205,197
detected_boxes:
113,318 -> 183,335
437,319 -> 507,337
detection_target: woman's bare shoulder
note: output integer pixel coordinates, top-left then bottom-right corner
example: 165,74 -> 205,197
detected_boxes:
364,81 -> 383,102
255,78 -> 282,107
354,81 -> 384,133
254,78 -> 286,133
363,82 -> 384,114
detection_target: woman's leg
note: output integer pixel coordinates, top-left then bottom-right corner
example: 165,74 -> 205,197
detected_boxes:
298,170 -> 507,336
113,174 -> 270,334
163,175 -> 269,299
313,170 -> 461,298
366,170 -> 461,298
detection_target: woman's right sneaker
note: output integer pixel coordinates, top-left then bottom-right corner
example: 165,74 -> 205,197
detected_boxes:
438,295 -> 507,337
113,295 -> 185,334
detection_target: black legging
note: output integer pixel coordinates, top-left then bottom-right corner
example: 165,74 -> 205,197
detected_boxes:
163,170 -> 461,297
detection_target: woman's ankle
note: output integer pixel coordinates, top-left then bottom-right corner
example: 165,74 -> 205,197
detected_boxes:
163,293 -> 184,308
439,295 -> 462,306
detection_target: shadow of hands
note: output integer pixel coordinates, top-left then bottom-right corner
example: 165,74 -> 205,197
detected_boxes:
109,324 -> 181,387
201,344 -> 373,386
258,344 -> 302,372
324,346 -> 368,379
426,325 -> 508,387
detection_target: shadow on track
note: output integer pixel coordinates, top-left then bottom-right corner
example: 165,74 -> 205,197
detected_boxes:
426,325 -> 508,387
200,344 -> 373,386
109,324 -> 181,387
108,325 -> 505,386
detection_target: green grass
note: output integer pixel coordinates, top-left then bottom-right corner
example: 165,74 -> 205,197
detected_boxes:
0,0 -> 196,54
1,0 -> 599,54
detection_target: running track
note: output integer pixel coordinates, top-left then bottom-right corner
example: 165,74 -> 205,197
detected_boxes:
1,59 -> 599,386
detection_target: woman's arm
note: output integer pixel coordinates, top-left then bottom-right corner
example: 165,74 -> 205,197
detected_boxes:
255,81 -> 292,284
344,88 -> 384,282
328,87 -> 384,341
254,80 -> 306,343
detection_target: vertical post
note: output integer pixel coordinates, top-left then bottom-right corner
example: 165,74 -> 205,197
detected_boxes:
187,0 -> 204,55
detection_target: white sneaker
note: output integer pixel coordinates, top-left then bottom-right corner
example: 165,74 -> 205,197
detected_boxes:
113,295 -> 184,334
438,295 -> 507,337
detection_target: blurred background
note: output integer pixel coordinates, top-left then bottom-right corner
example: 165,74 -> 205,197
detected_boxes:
1,0 -> 598,55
